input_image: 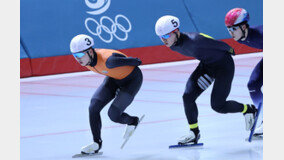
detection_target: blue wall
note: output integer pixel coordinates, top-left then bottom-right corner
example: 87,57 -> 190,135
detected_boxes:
20,43 -> 29,59
183,0 -> 263,39
20,0 -> 263,59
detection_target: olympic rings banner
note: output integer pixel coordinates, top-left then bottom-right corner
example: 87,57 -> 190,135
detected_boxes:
21,0 -> 262,59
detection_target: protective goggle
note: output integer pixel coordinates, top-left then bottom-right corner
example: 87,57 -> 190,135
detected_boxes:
227,26 -> 239,32
160,33 -> 171,39
159,29 -> 178,39
72,52 -> 86,58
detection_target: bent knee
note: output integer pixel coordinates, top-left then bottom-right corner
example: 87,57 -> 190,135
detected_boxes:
108,106 -> 121,122
211,103 -> 227,114
247,81 -> 262,91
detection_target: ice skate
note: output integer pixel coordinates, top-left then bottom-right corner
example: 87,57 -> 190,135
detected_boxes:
72,140 -> 102,158
81,141 -> 101,154
246,121 -> 263,141
121,115 -> 145,149
178,130 -> 200,145
243,104 -> 257,131
122,119 -> 138,139
169,130 -> 203,149
247,103 -> 263,142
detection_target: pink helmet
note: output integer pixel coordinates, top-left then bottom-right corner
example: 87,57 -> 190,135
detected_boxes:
225,8 -> 249,27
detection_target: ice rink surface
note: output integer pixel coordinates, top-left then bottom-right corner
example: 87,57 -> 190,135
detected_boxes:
20,53 -> 263,160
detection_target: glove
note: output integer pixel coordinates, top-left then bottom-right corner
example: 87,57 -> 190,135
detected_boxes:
228,48 -> 235,55
135,58 -> 142,66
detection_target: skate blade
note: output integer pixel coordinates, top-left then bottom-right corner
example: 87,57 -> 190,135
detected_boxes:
246,135 -> 263,142
169,143 -> 204,149
247,103 -> 263,142
120,114 -> 145,149
72,152 -> 103,158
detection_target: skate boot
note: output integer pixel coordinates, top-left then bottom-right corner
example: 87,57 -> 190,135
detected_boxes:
123,117 -> 139,139
253,121 -> 263,136
243,104 -> 257,131
121,115 -> 145,149
178,129 -> 200,145
81,139 -> 102,154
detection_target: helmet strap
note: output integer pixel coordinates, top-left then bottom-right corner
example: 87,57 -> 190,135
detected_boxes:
238,23 -> 248,41
87,48 -> 97,67
239,26 -> 246,40
173,30 -> 181,46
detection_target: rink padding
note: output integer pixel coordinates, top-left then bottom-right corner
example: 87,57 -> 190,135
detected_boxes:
20,39 -> 262,78
30,55 -> 88,77
20,58 -> 33,78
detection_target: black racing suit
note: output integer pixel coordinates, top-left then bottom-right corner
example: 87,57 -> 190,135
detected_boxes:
170,32 -> 248,134
238,25 -> 263,108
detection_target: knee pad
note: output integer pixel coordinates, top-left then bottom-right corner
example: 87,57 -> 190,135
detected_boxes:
108,106 -> 121,122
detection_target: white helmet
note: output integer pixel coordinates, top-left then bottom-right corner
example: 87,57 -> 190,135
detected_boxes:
155,15 -> 180,36
70,34 -> 94,53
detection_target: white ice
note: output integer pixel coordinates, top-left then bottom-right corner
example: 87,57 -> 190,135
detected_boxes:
20,53 -> 263,160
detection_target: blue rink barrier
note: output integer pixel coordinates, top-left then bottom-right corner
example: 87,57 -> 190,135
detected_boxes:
20,0 -> 263,60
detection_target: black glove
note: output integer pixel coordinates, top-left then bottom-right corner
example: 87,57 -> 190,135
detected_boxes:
135,58 -> 142,66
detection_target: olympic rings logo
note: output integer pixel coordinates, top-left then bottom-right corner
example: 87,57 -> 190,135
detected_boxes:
85,15 -> 132,43
84,0 -> 132,43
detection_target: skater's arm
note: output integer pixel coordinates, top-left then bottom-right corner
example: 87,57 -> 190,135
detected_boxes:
106,53 -> 142,68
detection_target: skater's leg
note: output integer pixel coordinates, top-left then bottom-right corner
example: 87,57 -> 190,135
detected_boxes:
210,71 -> 245,113
107,92 -> 139,125
183,63 -> 210,130
82,77 -> 118,154
183,78 -> 203,130
180,64 -> 213,144
108,67 -> 143,125
210,55 -> 251,114
89,77 -> 118,143
247,58 -> 263,108
248,59 -> 263,135
210,55 -> 256,131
